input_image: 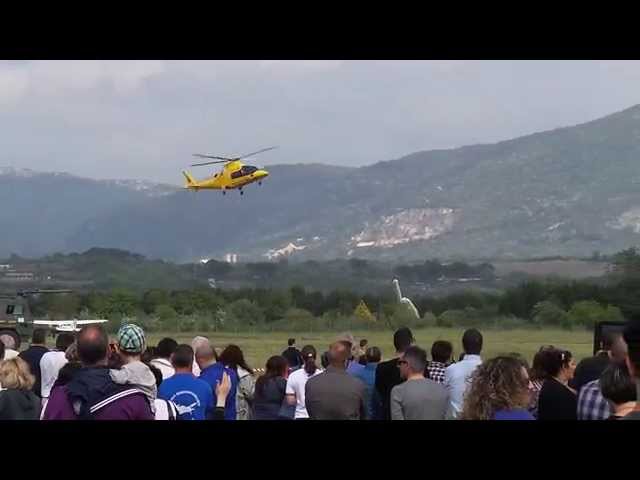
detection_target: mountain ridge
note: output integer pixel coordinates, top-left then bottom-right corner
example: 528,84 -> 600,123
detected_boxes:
5,103 -> 640,261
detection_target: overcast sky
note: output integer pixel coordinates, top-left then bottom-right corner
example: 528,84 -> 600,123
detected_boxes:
2,60 -> 640,185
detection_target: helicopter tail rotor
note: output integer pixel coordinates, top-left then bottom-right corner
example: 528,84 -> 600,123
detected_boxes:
182,170 -> 197,187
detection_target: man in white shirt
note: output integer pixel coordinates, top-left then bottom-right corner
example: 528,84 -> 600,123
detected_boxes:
150,337 -> 178,380
39,333 -> 75,407
444,328 -> 483,419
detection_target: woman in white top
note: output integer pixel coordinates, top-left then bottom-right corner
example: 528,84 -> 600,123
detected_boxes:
285,345 -> 323,419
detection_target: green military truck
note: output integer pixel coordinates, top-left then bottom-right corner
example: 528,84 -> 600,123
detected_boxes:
0,290 -> 71,349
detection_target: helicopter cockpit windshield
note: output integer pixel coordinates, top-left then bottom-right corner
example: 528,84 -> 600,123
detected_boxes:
231,165 -> 258,179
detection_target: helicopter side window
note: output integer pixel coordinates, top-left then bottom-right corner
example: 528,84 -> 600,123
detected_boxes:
6,304 -> 14,315
231,169 -> 244,179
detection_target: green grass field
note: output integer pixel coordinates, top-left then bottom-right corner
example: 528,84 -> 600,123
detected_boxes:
142,328 -> 593,369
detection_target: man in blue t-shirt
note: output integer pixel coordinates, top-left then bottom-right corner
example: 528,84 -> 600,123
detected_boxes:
196,344 -> 238,420
158,344 -> 213,421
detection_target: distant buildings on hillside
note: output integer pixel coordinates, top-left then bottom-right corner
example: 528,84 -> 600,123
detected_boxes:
224,253 -> 238,264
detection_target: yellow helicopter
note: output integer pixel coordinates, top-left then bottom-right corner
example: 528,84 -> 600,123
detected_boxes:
182,146 -> 274,195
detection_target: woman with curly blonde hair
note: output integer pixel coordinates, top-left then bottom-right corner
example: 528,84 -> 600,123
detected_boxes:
0,357 -> 42,420
461,356 -> 534,420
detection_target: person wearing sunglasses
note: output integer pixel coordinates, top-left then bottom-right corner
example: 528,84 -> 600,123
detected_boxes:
391,346 -> 447,420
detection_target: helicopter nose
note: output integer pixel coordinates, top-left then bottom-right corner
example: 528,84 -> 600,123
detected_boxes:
257,170 -> 269,178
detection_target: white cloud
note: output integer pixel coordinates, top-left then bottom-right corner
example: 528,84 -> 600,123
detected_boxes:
258,60 -> 344,71
0,60 -> 166,99
2,60 -> 640,184
0,66 -> 28,105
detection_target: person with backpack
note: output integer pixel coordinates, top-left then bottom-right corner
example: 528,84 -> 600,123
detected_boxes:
148,363 -> 179,420
42,325 -> 153,420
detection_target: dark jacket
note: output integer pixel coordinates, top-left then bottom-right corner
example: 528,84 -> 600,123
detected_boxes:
572,353 -> 610,392
18,345 -> 49,398
0,389 -> 42,420
44,366 -> 153,421
53,362 -> 82,389
281,347 -> 303,370
375,358 -> 403,420
537,377 -> 577,420
253,376 -> 288,420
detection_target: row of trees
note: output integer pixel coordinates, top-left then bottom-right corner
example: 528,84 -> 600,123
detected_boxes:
28,273 -> 636,333
24,245 -> 640,332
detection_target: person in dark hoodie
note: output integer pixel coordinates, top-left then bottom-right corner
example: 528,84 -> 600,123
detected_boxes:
42,325 -> 153,420
0,357 -> 41,420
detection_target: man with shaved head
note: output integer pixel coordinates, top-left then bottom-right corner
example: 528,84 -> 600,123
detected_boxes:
304,341 -> 367,420
42,325 -> 153,420
158,344 -> 214,420
197,343 -> 238,420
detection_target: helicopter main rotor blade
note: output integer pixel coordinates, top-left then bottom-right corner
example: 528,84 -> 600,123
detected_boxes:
191,159 -> 231,167
190,147 -> 277,166
193,154 -> 233,160
237,146 -> 278,160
